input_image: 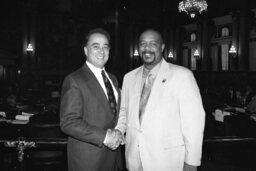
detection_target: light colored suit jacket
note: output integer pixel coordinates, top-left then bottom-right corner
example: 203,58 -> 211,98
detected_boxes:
60,64 -> 122,171
116,59 -> 205,171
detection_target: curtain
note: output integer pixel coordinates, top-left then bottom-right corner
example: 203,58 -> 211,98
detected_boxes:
211,45 -> 218,71
183,48 -> 189,68
249,41 -> 256,71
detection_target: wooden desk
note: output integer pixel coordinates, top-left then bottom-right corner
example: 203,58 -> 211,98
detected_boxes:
0,137 -> 67,171
0,112 -> 67,171
210,108 -> 256,138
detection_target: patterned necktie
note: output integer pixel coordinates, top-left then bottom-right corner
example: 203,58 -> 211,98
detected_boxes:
101,70 -> 117,120
139,73 -> 152,123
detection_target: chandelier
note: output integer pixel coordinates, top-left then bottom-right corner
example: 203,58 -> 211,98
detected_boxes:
178,0 -> 208,18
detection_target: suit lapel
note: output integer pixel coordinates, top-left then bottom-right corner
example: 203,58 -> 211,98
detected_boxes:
150,60 -> 170,97
82,65 -> 122,124
82,64 -> 111,114
108,73 -> 121,107
133,67 -> 144,128
141,60 -> 170,126
108,73 -> 121,122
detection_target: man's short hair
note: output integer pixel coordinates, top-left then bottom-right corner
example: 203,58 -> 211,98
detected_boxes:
139,29 -> 164,44
84,28 -> 111,46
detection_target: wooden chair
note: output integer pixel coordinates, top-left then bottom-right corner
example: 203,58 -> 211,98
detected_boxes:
24,113 -> 67,171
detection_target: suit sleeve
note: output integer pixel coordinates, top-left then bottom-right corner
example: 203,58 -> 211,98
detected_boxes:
179,71 -> 205,166
60,75 -> 106,147
115,74 -> 128,135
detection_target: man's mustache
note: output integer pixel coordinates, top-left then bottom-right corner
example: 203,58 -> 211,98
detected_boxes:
141,51 -> 155,55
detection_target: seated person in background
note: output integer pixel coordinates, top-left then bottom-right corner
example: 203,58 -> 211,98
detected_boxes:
244,83 -> 255,106
225,83 -> 255,108
247,94 -> 256,122
6,93 -> 17,107
250,113 -> 256,122
242,83 -> 256,112
223,86 -> 236,106
4,83 -> 18,107
5,85 -> 19,109
246,95 -> 256,113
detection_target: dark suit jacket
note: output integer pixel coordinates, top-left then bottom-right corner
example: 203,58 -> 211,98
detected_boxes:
60,63 -> 121,171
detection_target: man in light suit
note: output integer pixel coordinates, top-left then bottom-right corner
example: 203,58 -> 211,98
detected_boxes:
60,28 -> 124,171
116,29 -> 205,171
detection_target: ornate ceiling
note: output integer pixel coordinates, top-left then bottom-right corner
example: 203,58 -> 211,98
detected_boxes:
2,0 -> 256,26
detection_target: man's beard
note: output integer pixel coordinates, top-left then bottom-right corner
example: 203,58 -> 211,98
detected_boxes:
141,51 -> 156,65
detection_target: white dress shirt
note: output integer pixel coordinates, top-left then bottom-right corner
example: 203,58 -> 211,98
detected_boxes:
86,61 -> 118,102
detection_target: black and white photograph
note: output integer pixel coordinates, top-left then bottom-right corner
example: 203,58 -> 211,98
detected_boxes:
1,0 -> 256,171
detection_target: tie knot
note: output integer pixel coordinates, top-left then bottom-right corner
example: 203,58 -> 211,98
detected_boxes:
143,75 -> 152,89
147,73 -> 152,78
102,70 -> 110,85
101,70 -> 106,76
146,73 -> 153,85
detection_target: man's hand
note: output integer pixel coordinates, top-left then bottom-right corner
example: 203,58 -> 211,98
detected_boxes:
114,129 -> 125,145
104,129 -> 124,150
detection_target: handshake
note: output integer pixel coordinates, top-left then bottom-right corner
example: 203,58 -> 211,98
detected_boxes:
104,129 -> 125,150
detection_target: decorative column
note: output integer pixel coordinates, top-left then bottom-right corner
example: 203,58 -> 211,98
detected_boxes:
196,21 -> 202,71
191,48 -> 197,70
230,12 -> 239,71
201,19 -> 211,71
175,27 -> 185,65
166,27 -> 175,63
249,38 -> 256,71
237,10 -> 250,71
221,44 -> 229,71
182,48 -> 190,68
21,2 -> 37,72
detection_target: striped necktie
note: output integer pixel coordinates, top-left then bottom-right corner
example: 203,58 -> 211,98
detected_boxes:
139,73 -> 153,123
101,70 -> 117,120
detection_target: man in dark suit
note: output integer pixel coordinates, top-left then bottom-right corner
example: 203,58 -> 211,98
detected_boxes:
60,28 -> 124,171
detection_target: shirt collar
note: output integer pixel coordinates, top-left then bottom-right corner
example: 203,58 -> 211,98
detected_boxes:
86,61 -> 105,75
142,59 -> 162,78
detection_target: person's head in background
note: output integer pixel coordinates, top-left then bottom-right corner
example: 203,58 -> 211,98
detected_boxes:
6,93 -> 17,107
138,29 -> 165,70
83,28 -> 111,69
